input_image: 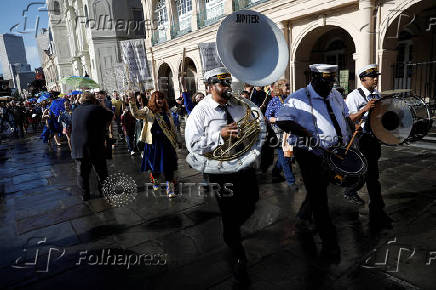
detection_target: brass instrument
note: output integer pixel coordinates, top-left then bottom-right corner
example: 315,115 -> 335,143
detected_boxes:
204,97 -> 261,161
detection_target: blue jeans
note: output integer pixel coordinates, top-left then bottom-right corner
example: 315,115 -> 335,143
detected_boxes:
273,148 -> 295,185
125,133 -> 135,152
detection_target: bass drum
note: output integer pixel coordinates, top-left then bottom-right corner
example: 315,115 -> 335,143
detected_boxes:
369,94 -> 432,145
324,147 -> 367,188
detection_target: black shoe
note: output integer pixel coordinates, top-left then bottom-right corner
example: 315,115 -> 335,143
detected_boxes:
233,258 -> 250,287
320,244 -> 341,263
272,171 -> 286,182
369,211 -> 393,231
344,193 -> 365,206
295,217 -> 316,234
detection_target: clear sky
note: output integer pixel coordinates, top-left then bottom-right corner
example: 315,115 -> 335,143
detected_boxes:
0,1 -> 49,73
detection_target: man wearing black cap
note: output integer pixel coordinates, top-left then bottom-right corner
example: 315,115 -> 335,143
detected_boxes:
345,64 -> 392,231
276,64 -> 351,262
185,67 -> 259,286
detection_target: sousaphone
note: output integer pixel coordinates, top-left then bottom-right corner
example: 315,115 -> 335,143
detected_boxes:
186,10 -> 289,173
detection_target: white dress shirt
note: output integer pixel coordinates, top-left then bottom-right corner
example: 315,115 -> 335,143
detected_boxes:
185,94 -> 246,155
277,83 -> 351,155
346,86 -> 381,132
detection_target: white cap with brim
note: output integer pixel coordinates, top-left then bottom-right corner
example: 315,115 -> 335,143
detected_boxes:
203,67 -> 230,82
358,64 -> 380,78
309,64 -> 338,73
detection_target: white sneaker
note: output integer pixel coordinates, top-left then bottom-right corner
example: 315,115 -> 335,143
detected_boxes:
130,151 -> 135,156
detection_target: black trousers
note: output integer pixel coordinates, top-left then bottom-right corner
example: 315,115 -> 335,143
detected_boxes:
345,134 -> 384,212
294,148 -> 337,247
76,156 -> 108,197
206,168 -> 259,260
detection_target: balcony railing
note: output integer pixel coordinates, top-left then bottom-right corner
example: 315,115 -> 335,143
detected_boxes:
151,0 -> 273,45
171,25 -> 192,38
151,29 -> 167,46
197,4 -> 225,28
233,0 -> 269,10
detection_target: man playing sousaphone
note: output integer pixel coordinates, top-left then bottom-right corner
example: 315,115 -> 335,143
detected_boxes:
185,67 -> 261,286
344,64 -> 392,230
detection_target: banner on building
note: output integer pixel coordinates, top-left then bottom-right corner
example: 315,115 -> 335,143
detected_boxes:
198,42 -> 223,73
120,39 -> 152,84
339,70 -> 349,94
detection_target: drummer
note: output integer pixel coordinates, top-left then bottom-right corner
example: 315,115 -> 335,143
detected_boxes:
277,64 -> 351,262
344,64 -> 392,231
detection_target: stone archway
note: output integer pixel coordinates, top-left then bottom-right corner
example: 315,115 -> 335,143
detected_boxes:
157,63 -> 175,100
294,26 -> 356,94
179,57 -> 198,95
380,0 -> 436,101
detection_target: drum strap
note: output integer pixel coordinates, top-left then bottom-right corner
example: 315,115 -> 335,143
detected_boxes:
357,88 -> 368,102
358,88 -> 378,102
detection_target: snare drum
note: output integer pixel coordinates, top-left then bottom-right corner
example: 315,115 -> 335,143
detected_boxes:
324,147 -> 367,188
369,94 -> 432,145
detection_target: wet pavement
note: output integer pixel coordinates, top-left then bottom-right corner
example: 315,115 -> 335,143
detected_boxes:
1,127 -> 436,290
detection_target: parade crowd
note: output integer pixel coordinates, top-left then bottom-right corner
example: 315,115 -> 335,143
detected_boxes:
0,63 -> 393,287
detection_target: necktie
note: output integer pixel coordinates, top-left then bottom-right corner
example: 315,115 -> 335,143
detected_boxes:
323,98 -> 343,141
219,105 -> 234,124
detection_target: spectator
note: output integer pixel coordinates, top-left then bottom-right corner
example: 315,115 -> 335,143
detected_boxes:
59,100 -> 73,150
121,105 -> 137,156
71,92 -> 114,201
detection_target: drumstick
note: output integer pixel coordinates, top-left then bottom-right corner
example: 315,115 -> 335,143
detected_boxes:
320,147 -> 344,160
345,119 -> 364,154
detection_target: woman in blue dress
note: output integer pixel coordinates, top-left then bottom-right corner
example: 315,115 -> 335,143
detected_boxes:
40,99 -> 62,147
129,91 -> 180,198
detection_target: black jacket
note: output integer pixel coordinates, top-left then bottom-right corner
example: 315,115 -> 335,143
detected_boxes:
71,102 -> 114,159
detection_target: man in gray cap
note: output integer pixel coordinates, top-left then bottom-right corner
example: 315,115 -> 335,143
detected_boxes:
344,64 -> 392,231
276,64 -> 351,262
185,67 -> 259,286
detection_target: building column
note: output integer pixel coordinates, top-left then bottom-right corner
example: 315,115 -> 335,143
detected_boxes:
290,60 -> 296,92
379,49 -> 398,91
165,0 -> 178,40
142,0 -> 154,48
191,0 -> 199,31
224,0 -> 233,14
173,75 -> 180,97
277,20 -> 290,83
355,0 -> 374,87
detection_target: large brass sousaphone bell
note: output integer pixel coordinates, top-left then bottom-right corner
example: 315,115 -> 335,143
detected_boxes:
187,10 -> 289,173
216,10 -> 289,86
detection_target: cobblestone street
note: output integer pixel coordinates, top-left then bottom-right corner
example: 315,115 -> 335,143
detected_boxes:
0,128 -> 435,290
